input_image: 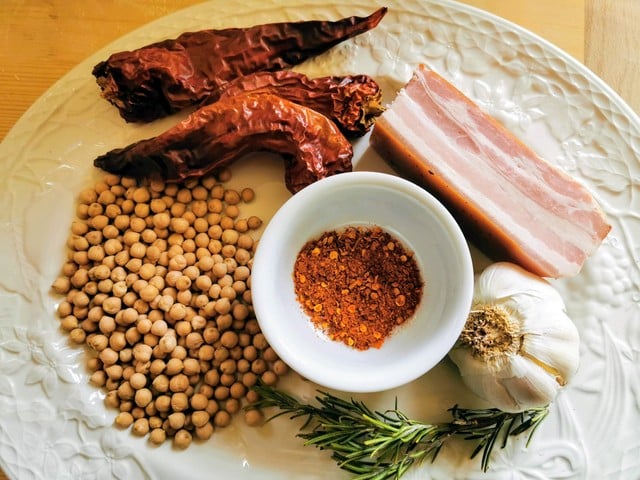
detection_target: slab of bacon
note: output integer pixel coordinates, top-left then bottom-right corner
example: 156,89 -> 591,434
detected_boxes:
370,66 -> 611,278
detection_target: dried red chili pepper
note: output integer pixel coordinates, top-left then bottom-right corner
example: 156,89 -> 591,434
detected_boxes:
207,71 -> 384,137
93,93 -> 353,193
92,8 -> 387,123
293,226 -> 424,350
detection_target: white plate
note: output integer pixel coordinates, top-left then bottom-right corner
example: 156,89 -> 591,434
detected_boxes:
1,1 -> 639,479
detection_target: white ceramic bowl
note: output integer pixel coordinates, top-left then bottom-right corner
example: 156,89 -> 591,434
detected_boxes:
252,171 -> 474,393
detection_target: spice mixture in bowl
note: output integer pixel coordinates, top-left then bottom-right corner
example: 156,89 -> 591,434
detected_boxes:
252,171 -> 474,393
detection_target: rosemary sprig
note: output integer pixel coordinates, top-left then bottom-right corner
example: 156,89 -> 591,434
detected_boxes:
251,385 -> 549,479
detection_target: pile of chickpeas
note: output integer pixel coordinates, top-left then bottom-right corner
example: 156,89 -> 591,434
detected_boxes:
52,170 -> 288,448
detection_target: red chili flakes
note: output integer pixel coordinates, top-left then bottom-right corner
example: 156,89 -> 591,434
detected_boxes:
293,226 -> 424,350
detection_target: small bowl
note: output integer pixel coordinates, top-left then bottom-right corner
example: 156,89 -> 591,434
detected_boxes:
251,171 -> 474,393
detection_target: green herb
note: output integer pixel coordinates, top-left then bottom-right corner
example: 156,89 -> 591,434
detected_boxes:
251,385 -> 549,479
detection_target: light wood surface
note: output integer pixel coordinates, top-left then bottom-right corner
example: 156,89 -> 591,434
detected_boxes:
0,1 -> 637,479
586,0 -> 640,112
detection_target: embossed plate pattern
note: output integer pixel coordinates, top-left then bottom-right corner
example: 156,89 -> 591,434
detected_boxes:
1,1 -> 639,479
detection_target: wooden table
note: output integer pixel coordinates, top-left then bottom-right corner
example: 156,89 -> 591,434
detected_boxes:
0,1 -> 637,478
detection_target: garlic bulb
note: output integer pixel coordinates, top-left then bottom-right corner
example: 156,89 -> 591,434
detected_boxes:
448,262 -> 580,413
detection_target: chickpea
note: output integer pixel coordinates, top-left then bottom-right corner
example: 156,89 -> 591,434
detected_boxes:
115,411 -> 134,429
92,264 -> 111,281
168,303 -> 187,321
221,229 -> 239,245
132,418 -> 150,436
139,284 -> 159,303
130,242 -> 147,259
104,238 -> 123,256
170,392 -> 189,412
229,382 -> 247,399
247,216 -> 262,230
263,347 -> 278,362
153,212 -> 171,230
149,359 -> 166,377
234,218 -> 248,233
219,216 -> 235,231
105,390 -> 120,409
76,203 -> 89,219
99,348 -> 119,366
55,175 -> 275,445
245,389 -> 260,404
152,395 -> 170,414
195,422 -> 214,440
173,429 -> 192,449
72,291 -> 90,308
225,398 -> 241,415
96,315 -> 115,335
157,294 -> 174,312
171,345 -> 187,361
120,307 -> 139,326
119,347 -> 133,364
182,238 -> 196,252
149,428 -> 167,445
135,388 -> 153,408
169,374 -> 189,393
98,189 -> 117,205
214,386 -> 230,401
190,393 -> 209,411
117,381 -> 135,401
126,258 -> 143,274
185,332 -> 203,349
89,370 -> 107,387
251,359 -> 267,375
194,221 -> 209,236
69,328 -> 88,345
52,277 -> 72,295
133,343 -> 153,363
261,371 -> 278,386
170,217 -> 190,234
241,187 -> 256,203
244,408 -> 264,427
220,373 -> 236,387
222,189 -> 240,205
132,186 -> 151,203
213,410 -> 231,428
235,248 -> 251,265
70,269 -> 90,289
225,205 -> 240,219
182,357 -> 201,376
129,372 -> 148,390
109,331 -> 127,352
149,319 -> 168,337
175,275 -> 191,291
159,334 -> 177,354
57,300 -> 73,318
60,314 -> 78,332
236,358 -> 250,374
129,217 -> 146,233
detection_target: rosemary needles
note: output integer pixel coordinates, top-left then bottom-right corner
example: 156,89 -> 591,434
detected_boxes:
251,385 -> 549,480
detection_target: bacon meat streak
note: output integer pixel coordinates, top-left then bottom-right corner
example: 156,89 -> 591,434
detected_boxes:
370,66 -> 611,278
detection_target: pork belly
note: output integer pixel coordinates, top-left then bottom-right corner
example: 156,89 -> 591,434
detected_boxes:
370,66 -> 611,278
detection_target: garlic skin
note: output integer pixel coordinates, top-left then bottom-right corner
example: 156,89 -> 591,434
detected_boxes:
448,262 -> 580,413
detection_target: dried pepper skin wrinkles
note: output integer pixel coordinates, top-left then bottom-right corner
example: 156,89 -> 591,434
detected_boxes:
92,8 -> 388,122
207,71 -> 384,137
93,93 -> 353,194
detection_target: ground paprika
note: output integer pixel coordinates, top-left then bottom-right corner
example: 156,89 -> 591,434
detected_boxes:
293,225 -> 424,350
